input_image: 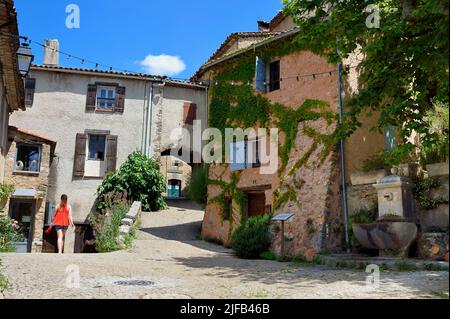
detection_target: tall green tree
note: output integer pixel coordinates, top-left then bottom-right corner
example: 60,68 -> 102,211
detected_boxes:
283,0 -> 449,161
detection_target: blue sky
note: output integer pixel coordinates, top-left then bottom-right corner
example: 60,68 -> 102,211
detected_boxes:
15,0 -> 284,80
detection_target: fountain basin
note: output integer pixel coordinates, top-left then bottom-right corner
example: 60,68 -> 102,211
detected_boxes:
353,222 -> 418,250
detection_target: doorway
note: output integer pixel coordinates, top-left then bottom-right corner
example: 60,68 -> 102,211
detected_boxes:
8,199 -> 36,253
168,179 -> 182,198
246,192 -> 266,217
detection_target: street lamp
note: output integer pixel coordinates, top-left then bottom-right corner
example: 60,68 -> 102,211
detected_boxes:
16,43 -> 34,77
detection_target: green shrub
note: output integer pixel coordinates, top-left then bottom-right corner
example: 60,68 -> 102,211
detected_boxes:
187,165 -> 209,205
91,193 -> 130,253
0,183 -> 14,203
96,152 -> 167,212
0,261 -> 10,294
421,100 -> 449,165
0,212 -> 22,253
260,250 -> 277,261
348,205 -> 378,250
231,215 -> 273,259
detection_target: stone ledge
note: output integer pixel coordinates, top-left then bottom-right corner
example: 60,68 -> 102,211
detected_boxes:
126,201 -> 142,221
427,162 -> 449,178
350,170 -> 387,186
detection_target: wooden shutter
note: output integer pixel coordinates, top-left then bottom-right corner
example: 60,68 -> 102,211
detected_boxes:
24,78 -> 36,107
86,84 -> 97,112
106,135 -> 118,173
183,102 -> 197,125
255,56 -> 267,93
115,86 -> 126,113
73,133 -> 87,177
247,193 -> 266,217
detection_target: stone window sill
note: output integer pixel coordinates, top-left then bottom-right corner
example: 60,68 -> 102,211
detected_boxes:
13,171 -> 40,177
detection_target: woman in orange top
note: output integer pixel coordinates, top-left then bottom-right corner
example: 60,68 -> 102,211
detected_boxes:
52,194 -> 75,254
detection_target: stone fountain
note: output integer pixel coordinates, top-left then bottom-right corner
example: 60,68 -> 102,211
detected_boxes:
353,170 -> 418,257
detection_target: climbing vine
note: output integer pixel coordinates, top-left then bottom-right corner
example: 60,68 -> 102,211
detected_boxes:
207,36 -> 339,219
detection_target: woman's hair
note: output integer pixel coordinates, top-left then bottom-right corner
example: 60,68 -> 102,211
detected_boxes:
61,194 -> 68,202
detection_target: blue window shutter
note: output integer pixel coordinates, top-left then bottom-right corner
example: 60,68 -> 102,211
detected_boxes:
230,141 -> 247,171
385,126 -> 397,151
255,57 -> 267,93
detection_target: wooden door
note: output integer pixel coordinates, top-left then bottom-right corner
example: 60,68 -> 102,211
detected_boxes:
247,193 -> 266,217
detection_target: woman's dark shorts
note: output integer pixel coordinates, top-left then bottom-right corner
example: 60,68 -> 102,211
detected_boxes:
54,226 -> 69,231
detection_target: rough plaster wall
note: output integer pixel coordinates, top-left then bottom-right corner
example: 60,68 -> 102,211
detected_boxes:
3,137 -> 52,251
9,70 -> 147,223
157,85 -> 208,155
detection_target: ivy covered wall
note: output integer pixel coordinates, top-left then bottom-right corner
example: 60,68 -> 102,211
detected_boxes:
200,37 -> 346,257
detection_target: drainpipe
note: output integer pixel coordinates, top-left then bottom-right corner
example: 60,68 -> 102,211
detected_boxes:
338,62 -> 351,253
141,81 -> 149,154
144,82 -> 155,158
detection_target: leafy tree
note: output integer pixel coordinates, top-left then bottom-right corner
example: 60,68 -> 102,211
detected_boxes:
187,165 -> 209,206
283,0 -> 449,161
96,152 -> 167,212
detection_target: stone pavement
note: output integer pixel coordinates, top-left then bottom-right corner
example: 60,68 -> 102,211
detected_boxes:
0,200 -> 448,299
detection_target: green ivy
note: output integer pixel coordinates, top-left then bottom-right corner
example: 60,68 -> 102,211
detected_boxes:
207,36 -> 339,218
413,177 -> 449,210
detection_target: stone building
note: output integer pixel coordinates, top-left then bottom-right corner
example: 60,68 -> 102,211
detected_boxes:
2,126 -> 55,253
194,12 -> 388,259
10,41 -> 207,252
0,0 -> 25,183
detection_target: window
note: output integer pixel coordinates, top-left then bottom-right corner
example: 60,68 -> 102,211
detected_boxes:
230,138 -> 261,171
24,78 -> 36,107
269,61 -> 280,92
15,144 -> 41,173
183,102 -> 197,125
88,135 -> 106,161
96,86 -> 116,112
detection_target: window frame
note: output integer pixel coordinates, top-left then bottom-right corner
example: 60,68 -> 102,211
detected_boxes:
87,134 -> 107,162
230,137 -> 261,171
14,143 -> 42,174
95,86 -> 116,113
269,60 -> 281,92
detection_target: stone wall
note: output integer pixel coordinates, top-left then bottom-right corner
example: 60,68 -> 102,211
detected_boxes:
3,130 -> 53,253
417,162 -> 449,261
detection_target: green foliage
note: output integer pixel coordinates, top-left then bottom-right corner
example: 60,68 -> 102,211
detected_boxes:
305,218 -> 316,237
187,165 -> 209,206
231,215 -> 273,259
0,183 -> 14,203
260,250 -> 278,261
421,100 -> 449,165
122,218 -> 142,249
413,177 -> 448,210
90,193 -> 130,253
283,0 -> 449,157
361,150 -> 417,172
96,152 -> 167,212
348,205 -> 378,250
208,171 -> 246,222
0,261 -> 10,294
0,212 -> 22,253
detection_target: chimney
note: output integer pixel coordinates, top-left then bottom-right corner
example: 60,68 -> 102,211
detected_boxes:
257,21 -> 270,32
43,39 -> 59,66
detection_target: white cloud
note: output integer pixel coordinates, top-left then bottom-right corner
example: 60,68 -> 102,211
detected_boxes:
139,54 -> 186,76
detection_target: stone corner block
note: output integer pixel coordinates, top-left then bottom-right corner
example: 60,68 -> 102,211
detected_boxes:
125,201 -> 142,221
121,218 -> 134,227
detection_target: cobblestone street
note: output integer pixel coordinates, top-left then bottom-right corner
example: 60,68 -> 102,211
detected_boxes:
0,201 -> 448,299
